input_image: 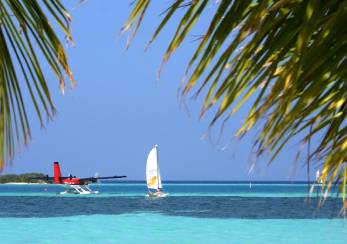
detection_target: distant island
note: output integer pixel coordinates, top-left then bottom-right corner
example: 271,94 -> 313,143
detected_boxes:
0,173 -> 48,184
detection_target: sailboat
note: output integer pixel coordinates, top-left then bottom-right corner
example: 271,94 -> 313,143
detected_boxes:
316,170 -> 323,184
146,145 -> 168,198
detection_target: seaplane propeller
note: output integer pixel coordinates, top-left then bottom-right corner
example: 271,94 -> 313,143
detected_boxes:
30,162 -> 126,194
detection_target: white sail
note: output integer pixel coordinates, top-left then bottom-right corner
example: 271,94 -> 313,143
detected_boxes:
316,170 -> 323,184
146,145 -> 162,190
316,170 -> 320,180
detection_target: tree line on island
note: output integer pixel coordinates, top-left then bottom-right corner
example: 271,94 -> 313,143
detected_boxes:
0,173 -> 49,184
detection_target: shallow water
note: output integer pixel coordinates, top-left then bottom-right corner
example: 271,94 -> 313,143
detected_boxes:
0,183 -> 346,243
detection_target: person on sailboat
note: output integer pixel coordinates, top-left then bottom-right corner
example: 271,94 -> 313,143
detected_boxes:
155,188 -> 163,196
148,188 -> 163,197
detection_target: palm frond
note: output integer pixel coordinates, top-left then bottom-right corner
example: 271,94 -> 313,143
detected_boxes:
0,0 -> 74,169
124,0 -> 347,209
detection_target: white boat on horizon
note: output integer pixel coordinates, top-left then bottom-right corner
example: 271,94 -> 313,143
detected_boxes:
316,170 -> 323,184
146,145 -> 168,198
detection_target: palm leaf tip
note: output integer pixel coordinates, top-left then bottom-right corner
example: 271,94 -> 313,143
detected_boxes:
0,0 -> 74,169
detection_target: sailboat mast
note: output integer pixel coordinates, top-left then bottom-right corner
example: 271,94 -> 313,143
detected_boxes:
156,145 -> 159,190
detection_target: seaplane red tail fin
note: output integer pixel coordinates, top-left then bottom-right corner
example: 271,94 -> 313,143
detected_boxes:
53,162 -> 62,184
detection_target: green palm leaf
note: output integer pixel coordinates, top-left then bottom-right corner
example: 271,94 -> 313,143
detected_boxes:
0,0 -> 73,169
124,0 -> 347,211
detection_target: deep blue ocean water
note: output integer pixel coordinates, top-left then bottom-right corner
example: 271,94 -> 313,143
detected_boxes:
0,182 -> 346,243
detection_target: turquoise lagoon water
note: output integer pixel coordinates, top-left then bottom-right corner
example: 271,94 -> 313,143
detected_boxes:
0,183 -> 346,243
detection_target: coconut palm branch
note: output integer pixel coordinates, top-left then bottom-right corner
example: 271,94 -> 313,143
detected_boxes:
0,0 -> 73,169
123,0 -> 347,210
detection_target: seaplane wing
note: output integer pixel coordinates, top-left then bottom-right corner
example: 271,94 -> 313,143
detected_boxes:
31,175 -> 126,183
30,175 -> 75,181
30,175 -> 79,181
80,175 -> 126,182
79,175 -> 127,183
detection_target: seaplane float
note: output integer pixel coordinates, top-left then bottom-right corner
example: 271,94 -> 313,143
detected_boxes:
32,162 -> 126,195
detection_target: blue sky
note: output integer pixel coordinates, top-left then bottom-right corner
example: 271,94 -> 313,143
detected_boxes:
3,1 -> 320,181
